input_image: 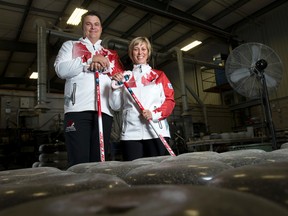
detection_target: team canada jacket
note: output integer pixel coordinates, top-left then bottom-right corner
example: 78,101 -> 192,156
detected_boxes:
109,64 -> 175,140
54,37 -> 123,116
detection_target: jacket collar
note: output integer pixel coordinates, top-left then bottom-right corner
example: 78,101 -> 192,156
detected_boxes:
133,64 -> 151,73
80,37 -> 102,49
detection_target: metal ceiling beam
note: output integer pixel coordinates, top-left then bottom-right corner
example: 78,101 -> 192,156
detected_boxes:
158,29 -> 197,52
112,0 -> 232,39
150,0 -> 212,42
207,0 -> 250,23
0,1 -> 62,17
226,0 -> 288,32
53,0 -> 71,27
103,4 -> 126,29
121,13 -> 154,38
189,0 -> 288,54
48,0 -> 93,61
80,0 -> 93,8
159,0 -> 251,52
1,0 -> 33,78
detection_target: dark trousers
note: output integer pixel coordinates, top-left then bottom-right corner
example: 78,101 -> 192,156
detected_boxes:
121,138 -> 169,161
64,111 -> 113,167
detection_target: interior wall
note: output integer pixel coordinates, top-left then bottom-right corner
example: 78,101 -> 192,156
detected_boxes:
162,61 -> 223,106
270,97 -> 288,130
0,90 -> 64,131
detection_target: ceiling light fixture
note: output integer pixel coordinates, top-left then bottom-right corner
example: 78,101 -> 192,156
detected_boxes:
181,40 -> 202,51
29,72 -> 38,79
67,8 -> 88,25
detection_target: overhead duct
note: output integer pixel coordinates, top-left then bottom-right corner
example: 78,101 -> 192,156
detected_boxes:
102,36 -> 130,51
33,19 -> 49,112
183,57 -> 224,70
46,29 -> 80,40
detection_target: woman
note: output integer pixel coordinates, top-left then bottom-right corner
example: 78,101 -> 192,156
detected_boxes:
54,10 -> 124,167
110,36 -> 175,161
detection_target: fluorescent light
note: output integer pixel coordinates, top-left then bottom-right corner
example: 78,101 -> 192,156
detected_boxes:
29,72 -> 38,79
67,8 -> 88,25
181,40 -> 202,51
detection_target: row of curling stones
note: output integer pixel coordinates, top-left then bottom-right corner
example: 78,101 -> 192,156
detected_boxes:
0,185 -> 287,216
0,166 -> 129,211
32,142 -> 68,170
67,148 -> 288,211
0,148 -> 288,215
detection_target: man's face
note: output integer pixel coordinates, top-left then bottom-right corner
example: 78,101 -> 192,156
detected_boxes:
83,15 -> 102,43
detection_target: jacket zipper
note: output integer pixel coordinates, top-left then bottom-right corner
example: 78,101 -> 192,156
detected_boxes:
122,110 -> 128,135
71,83 -> 76,105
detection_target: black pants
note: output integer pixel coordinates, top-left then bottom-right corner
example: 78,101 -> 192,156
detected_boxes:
64,111 -> 113,167
121,138 -> 169,161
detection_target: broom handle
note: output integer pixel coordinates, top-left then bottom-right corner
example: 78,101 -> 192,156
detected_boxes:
95,71 -> 105,162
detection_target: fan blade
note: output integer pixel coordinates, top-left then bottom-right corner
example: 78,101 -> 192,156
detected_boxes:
252,45 -> 261,64
230,68 -> 250,83
264,73 -> 277,88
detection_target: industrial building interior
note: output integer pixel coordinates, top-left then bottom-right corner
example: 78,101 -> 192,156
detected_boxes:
0,0 -> 288,215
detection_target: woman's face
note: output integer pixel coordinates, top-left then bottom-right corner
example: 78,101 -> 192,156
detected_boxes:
132,42 -> 149,65
83,15 -> 102,43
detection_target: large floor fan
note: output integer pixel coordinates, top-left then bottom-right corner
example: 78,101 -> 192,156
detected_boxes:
225,42 -> 283,149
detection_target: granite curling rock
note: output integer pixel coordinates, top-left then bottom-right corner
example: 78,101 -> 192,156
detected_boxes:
0,185 -> 287,216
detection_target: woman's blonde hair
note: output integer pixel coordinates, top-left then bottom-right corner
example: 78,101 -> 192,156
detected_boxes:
128,37 -> 152,63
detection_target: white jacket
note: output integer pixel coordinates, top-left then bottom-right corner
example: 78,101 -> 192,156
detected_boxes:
109,64 -> 175,140
54,37 -> 123,116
